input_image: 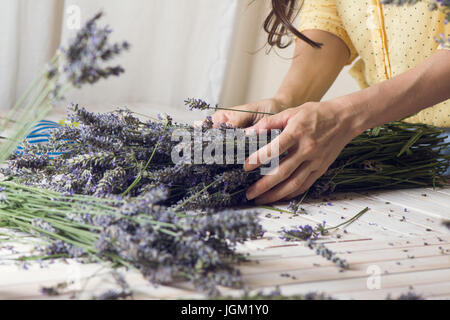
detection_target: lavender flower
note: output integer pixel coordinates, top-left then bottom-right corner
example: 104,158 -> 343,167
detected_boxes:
280,222 -> 327,241
45,241 -> 84,258
306,239 -> 349,269
95,289 -> 132,300
387,292 -> 424,300
184,98 -> 217,111
32,219 -> 58,234
280,222 -> 348,269
287,201 -> 306,215
59,12 -> 130,88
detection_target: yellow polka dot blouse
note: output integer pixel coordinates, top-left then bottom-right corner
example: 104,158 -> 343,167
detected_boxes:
298,0 -> 450,127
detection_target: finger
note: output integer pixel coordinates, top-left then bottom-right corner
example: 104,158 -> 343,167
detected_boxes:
244,129 -> 295,172
246,153 -> 305,201
211,111 -> 230,128
254,161 -> 314,205
212,105 -> 256,129
245,111 -> 289,135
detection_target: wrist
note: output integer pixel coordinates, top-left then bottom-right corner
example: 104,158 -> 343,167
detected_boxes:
273,93 -> 297,111
328,96 -> 369,139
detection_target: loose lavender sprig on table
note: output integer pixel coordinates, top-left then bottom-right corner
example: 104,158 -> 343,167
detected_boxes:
0,11 -> 130,163
280,208 -> 370,269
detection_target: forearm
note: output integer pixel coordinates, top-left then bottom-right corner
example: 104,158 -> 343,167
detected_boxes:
336,50 -> 450,136
274,30 -> 350,109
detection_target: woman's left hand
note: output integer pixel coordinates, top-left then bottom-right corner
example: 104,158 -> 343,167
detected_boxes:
244,100 -> 360,205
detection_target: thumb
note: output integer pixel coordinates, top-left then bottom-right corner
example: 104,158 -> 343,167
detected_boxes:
245,110 -> 289,135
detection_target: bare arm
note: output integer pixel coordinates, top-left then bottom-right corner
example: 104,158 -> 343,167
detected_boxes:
340,49 -> 450,136
211,29 -> 351,127
274,29 -> 351,108
245,49 -> 450,204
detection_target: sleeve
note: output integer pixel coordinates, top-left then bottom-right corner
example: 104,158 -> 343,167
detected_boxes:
297,0 -> 358,64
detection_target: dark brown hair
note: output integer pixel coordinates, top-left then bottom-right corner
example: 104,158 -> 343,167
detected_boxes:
264,0 -> 322,49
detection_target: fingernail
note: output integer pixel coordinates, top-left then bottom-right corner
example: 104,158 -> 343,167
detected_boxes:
246,188 -> 257,201
247,153 -> 259,168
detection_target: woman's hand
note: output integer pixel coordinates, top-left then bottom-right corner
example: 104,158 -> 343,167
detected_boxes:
210,98 -> 286,128
244,100 -> 360,205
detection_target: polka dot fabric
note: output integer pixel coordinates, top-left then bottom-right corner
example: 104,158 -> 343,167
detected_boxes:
297,0 -> 450,127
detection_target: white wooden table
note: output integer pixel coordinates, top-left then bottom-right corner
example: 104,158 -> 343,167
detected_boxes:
1,187 -> 449,300
0,105 -> 449,300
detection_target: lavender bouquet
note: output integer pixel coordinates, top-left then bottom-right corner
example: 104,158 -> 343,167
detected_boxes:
0,181 -> 263,296
0,12 -> 130,163
6,103 -> 448,209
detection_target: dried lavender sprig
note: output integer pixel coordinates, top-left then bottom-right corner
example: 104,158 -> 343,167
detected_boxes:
0,11 -> 129,164
185,98 -> 275,116
306,239 -> 349,269
279,207 -> 369,269
280,207 -> 369,242
280,222 -> 326,242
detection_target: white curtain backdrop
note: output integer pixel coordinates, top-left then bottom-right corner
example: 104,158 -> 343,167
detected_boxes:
0,0 -> 358,118
0,0 -> 242,116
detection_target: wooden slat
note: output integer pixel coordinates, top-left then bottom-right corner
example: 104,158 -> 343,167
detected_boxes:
242,255 -> 450,288
342,193 -> 450,234
276,268 -> 450,298
427,187 -> 450,196
395,189 -> 450,209
239,243 -> 450,275
0,184 -> 449,299
242,236 -> 449,260
333,281 -> 450,300
366,190 -> 450,220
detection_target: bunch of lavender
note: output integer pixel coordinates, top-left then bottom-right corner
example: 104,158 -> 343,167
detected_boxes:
4,103 -> 449,212
0,11 -> 130,163
4,105 -> 264,211
382,0 -> 449,47
0,181 -> 263,297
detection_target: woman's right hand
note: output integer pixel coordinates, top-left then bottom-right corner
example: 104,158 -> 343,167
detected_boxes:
211,98 -> 286,128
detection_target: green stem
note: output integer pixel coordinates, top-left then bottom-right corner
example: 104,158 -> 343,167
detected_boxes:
213,107 -> 275,116
326,207 -> 370,232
